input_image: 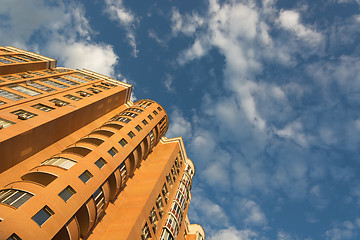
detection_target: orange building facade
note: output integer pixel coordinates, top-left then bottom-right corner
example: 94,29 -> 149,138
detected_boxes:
0,46 -> 205,240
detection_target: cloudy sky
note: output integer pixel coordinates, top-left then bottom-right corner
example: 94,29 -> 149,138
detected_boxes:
2,0 -> 360,239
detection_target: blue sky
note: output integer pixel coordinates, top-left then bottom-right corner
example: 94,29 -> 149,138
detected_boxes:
1,0 -> 360,239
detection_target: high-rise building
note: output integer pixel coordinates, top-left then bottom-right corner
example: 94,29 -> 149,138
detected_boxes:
0,46 -> 205,240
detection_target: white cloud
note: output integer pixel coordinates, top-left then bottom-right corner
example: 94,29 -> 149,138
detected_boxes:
103,0 -> 139,57
276,121 -> 310,147
325,219 -> 360,240
0,0 -> 120,77
164,74 -> 175,92
47,40 -> 118,76
166,108 -> 192,140
240,199 -> 268,226
207,227 -> 258,240
278,10 -> 322,45
189,191 -> 229,227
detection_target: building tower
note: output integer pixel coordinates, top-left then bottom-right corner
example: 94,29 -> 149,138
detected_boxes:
0,46 -> 205,240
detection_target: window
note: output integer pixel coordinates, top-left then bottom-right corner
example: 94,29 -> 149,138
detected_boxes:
43,70 -> 57,75
0,118 -> 15,129
127,131 -> 135,139
0,57 -> 13,64
63,75 -> 88,83
166,174 -> 173,187
119,138 -> 128,147
41,157 -> 76,170
108,147 -> 118,157
142,120 -> 148,125
26,82 -> 55,92
30,71 -> 45,76
74,73 -> 97,81
135,125 -> 142,132
53,68 -> 72,73
153,110 -> 158,115
162,184 -> 169,203
49,98 -> 69,107
79,170 -> 93,184
94,84 -> 110,90
1,75 -> 19,81
0,89 -> 26,101
110,116 -> 131,123
93,187 -> 105,219
31,103 -> 54,112
7,233 -> 22,240
8,85 -> 41,96
156,195 -> 164,210
12,109 -> 37,120
87,87 -> 102,94
148,115 -> 153,120
41,79 -> 68,89
119,162 -> 127,184
76,90 -> 92,97
19,55 -> 38,62
53,77 -> 79,86
18,73 -> 33,78
141,223 -> 151,240
58,186 -> 76,202
0,189 -> 33,208
95,158 -> 107,169
31,205 -> 54,226
5,56 -> 26,62
64,94 -> 82,101
158,107 -> 162,111
149,207 -> 158,224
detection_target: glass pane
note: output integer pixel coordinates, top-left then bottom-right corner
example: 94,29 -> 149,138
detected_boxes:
2,191 -> 23,205
11,193 -> 32,208
79,171 -> 92,183
32,206 -> 53,226
58,186 -> 76,202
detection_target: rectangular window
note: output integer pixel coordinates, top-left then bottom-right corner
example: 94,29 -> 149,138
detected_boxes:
52,77 -> 79,86
153,110 -> 158,115
63,75 -> 88,83
87,87 -> 102,94
31,206 -> 54,227
41,157 -> 76,170
31,71 -> 45,76
12,109 -> 37,120
0,189 -> 33,208
49,98 -> 69,107
74,73 -> 97,81
26,82 -> 55,92
95,84 -> 110,90
19,55 -> 38,62
119,138 -> 128,147
0,100 -> 5,105
0,118 -> 15,128
0,89 -> 26,101
157,107 -> 162,111
79,170 -> 93,184
18,73 -> 33,79
31,103 -> 54,112
95,158 -> 107,169
108,147 -> 118,157
5,56 -> 27,62
43,70 -> 57,75
58,186 -> 76,202
142,120 -> 148,125
148,115 -> 153,120
127,131 -> 135,139
141,223 -> 151,240
41,79 -> 68,89
135,125 -> 142,132
64,94 -> 82,101
1,75 -> 19,81
8,85 -> 42,96
76,91 -> 92,97
0,57 -> 13,64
